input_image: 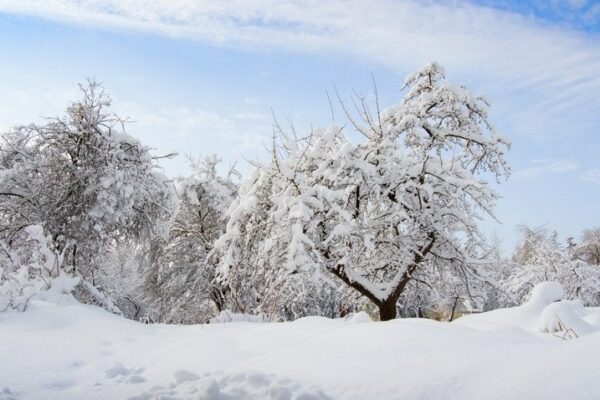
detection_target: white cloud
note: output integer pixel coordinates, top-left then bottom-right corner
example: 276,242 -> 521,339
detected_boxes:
243,97 -> 262,106
232,112 -> 269,122
0,0 -> 598,144
0,0 -> 599,149
515,158 -> 579,178
581,168 -> 600,185
0,1 -> 598,96
0,86 -> 79,129
114,101 -> 273,175
122,105 -> 236,138
584,4 -> 600,23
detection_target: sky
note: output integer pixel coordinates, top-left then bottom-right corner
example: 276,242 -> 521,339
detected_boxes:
0,0 -> 598,253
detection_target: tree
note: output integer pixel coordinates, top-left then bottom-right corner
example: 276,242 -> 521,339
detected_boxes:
506,226 -> 600,306
215,62 -> 510,320
211,154 -> 346,320
574,227 -> 600,266
142,156 -> 239,323
0,81 -> 177,306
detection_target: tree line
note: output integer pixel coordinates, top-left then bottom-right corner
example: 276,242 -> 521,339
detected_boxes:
1,64 -> 598,322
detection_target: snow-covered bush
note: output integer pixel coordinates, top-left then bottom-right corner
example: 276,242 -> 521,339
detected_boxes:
0,225 -> 67,311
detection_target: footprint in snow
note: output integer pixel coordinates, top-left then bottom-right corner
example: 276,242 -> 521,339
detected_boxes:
129,370 -> 330,400
105,362 -> 146,384
0,387 -> 18,400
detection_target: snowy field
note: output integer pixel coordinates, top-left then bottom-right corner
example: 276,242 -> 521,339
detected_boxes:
1,283 -> 599,400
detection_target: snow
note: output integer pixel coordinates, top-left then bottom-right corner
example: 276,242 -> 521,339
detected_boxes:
209,310 -> 269,323
456,281 -> 564,333
347,311 -> 372,323
528,281 -> 564,306
539,300 -> 597,337
2,284 -> 600,399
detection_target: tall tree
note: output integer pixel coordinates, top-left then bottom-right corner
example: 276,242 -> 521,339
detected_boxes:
215,63 -> 510,320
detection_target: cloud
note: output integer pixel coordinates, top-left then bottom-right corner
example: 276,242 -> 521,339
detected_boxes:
584,4 -> 600,23
0,0 -> 599,141
0,2 -> 598,87
114,101 -> 273,175
581,168 -> 600,185
122,105 -> 237,138
515,158 -> 579,178
0,86 -> 79,130
0,0 -> 599,142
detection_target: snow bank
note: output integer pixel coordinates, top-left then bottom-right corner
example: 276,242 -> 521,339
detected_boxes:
583,309 -> 600,326
2,285 -> 600,399
457,282 -> 600,340
347,311 -> 373,323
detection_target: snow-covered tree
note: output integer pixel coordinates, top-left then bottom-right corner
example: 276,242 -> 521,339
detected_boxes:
573,227 -> 600,266
142,156 -> 239,323
0,81 -> 177,307
215,63 -> 510,320
506,226 -> 600,306
211,154 -> 346,321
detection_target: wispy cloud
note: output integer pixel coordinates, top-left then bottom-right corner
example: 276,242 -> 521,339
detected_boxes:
0,0 -> 599,149
0,3 -> 598,86
515,158 -> 579,178
115,101 -> 273,174
581,168 -> 600,185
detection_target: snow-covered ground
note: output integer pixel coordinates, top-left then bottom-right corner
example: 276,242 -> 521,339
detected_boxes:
1,283 -> 600,400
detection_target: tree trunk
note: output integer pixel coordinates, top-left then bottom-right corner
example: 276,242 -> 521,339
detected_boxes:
378,300 -> 397,321
71,245 -> 77,275
449,296 -> 460,322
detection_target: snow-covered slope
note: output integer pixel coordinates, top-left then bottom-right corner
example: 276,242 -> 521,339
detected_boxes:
1,283 -> 600,400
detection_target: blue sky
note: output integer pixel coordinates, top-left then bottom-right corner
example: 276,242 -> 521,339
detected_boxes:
0,0 -> 598,253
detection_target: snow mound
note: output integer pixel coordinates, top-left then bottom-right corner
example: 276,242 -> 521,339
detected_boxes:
346,311 -> 372,323
583,309 -> 600,327
539,300 -> 596,338
3,297 -> 600,399
456,282 -> 566,332
209,310 -> 269,324
105,362 -> 146,384
457,282 -> 600,339
129,370 -> 330,400
34,274 -> 80,305
526,282 -> 564,310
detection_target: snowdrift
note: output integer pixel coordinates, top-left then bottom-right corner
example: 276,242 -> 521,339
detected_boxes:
1,282 -> 600,399
457,282 -> 600,338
